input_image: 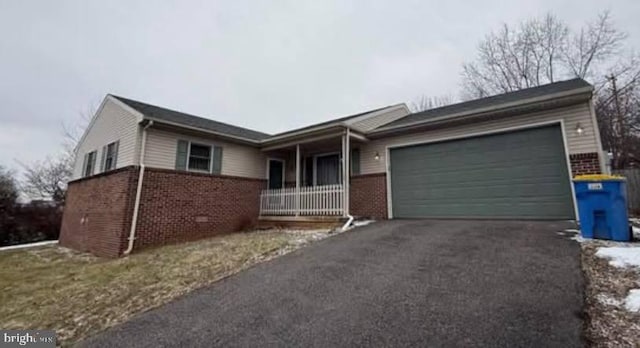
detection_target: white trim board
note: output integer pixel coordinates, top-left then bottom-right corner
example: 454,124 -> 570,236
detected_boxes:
385,119 -> 579,220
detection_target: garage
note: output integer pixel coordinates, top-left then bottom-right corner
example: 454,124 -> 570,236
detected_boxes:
389,124 -> 575,219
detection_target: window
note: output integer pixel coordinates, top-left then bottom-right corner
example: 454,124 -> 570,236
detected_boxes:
83,151 -> 97,177
176,140 -> 222,174
188,143 -> 212,172
103,141 -> 118,171
314,153 -> 342,186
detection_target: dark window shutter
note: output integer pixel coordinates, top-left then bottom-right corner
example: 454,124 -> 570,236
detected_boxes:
351,148 -> 360,175
100,145 -> 107,172
112,141 -> 119,169
212,145 -> 223,175
175,140 -> 189,170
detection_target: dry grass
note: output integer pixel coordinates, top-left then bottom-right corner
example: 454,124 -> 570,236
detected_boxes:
582,241 -> 640,347
0,229 -> 331,346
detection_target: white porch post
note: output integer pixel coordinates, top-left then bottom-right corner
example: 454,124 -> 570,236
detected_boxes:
342,128 -> 350,217
295,144 -> 300,216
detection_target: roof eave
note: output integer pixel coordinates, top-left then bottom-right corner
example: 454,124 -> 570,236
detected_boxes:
142,117 -> 264,146
369,86 -> 594,137
260,104 -> 403,144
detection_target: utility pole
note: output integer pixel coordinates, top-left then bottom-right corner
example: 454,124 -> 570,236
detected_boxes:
608,74 -> 624,169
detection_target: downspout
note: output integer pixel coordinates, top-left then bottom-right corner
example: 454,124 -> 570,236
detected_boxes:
124,120 -> 153,255
342,127 -> 354,231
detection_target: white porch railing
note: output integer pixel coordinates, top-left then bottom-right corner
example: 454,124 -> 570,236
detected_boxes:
259,184 -> 344,216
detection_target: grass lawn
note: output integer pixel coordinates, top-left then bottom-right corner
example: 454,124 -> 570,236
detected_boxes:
0,229 -> 330,346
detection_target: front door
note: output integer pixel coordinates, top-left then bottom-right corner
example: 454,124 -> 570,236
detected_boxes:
268,159 -> 284,189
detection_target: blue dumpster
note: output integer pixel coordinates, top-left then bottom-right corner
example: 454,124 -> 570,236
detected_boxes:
573,175 -> 630,241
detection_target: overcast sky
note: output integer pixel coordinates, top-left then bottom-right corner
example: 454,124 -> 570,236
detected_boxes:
1,0 -> 638,174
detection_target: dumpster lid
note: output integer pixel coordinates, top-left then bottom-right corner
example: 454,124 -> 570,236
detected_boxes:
573,174 -> 626,181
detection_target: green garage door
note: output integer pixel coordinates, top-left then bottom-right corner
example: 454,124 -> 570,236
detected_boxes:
389,125 -> 575,219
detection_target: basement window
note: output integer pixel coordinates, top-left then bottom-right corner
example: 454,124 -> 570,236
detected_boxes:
187,143 -> 212,172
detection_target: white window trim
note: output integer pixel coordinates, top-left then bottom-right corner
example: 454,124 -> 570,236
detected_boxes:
185,141 -> 215,174
266,158 -> 285,189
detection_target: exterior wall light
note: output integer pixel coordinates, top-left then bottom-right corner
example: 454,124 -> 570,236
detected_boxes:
374,152 -> 380,161
576,123 -> 584,135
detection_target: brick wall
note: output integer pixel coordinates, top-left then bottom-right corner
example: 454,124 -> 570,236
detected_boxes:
60,166 -> 266,257
59,167 -> 138,258
350,173 -> 387,219
569,152 -> 601,176
133,168 -> 265,251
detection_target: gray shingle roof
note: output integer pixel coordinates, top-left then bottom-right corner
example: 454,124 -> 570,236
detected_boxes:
111,95 -> 271,141
381,78 -> 592,130
268,104 -> 397,138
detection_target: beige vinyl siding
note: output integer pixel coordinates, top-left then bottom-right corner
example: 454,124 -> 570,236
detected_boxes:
349,106 -> 410,132
145,129 -> 267,179
72,98 -> 141,179
360,102 -> 600,175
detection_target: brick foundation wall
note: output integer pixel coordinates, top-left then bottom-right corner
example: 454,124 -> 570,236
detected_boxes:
60,166 -> 266,257
569,152 -> 601,176
59,167 -> 138,258
350,173 -> 387,219
133,168 -> 265,251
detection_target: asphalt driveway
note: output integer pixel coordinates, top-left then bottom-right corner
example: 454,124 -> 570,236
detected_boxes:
81,220 -> 583,347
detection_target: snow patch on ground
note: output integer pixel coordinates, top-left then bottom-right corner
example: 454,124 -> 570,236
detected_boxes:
595,247 -> 640,268
633,226 -> 640,239
571,234 -> 589,243
624,289 -> 640,312
596,293 -> 623,307
352,220 -> 375,227
283,229 -> 331,246
0,240 -> 58,252
561,228 -> 589,242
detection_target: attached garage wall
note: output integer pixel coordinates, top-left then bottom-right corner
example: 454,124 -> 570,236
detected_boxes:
360,103 -> 600,175
389,125 -> 575,219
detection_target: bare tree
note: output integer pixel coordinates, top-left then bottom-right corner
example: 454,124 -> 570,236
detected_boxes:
0,166 -> 18,209
410,95 -> 454,112
19,156 -> 72,204
19,103 -> 95,203
461,11 -> 625,98
596,57 -> 640,169
459,10 -> 640,169
62,103 -> 95,159
565,11 -> 627,80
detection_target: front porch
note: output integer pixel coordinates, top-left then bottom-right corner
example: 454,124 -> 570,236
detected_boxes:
259,127 -> 364,217
260,184 -> 345,216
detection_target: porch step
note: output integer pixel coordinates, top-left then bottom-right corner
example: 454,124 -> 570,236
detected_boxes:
257,216 -> 346,230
